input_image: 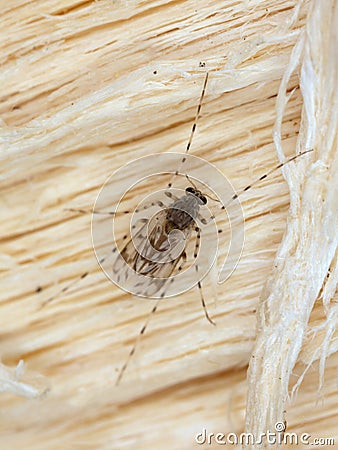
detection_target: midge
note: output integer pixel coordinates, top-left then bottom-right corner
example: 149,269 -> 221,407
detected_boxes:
38,68 -> 313,386
111,176 -> 217,299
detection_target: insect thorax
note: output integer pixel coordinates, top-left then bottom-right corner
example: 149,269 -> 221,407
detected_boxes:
166,194 -> 200,231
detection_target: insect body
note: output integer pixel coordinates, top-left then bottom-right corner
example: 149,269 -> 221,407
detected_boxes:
112,186 -> 211,300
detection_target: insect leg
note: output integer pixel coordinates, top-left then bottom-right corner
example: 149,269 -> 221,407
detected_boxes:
38,247 -> 117,309
133,200 -> 167,213
164,191 -> 179,201
198,214 -> 223,235
39,226 -> 133,308
193,227 -> 215,326
168,71 -> 209,188
177,251 -> 187,272
65,199 -> 167,216
65,208 -> 119,215
38,271 -> 89,309
115,298 -> 161,385
222,149 -> 314,208
184,71 -> 209,155
197,213 -> 215,225
196,275 -> 215,326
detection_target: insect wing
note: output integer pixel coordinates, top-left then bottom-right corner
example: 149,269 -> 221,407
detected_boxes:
112,210 -> 191,297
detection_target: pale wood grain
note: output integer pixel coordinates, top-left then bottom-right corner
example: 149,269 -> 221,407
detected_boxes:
0,0 -> 337,449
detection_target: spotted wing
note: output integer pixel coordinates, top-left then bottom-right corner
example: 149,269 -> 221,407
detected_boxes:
112,211 -> 192,296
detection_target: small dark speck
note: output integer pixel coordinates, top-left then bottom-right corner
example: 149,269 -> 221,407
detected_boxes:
36,286 -> 42,293
12,105 -> 20,110
153,70 -> 157,75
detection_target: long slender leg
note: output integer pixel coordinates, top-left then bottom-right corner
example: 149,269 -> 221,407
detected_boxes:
38,246 -> 118,310
197,278 -> 215,326
65,208 -> 118,215
65,199 -> 166,216
116,247 -> 189,383
164,191 -> 179,201
177,251 -> 187,272
115,298 -> 161,385
38,231 -> 133,309
38,270 -> 90,309
222,149 -> 314,208
184,72 -> 209,156
168,71 -> 209,188
197,212 -> 215,225
193,227 -> 215,326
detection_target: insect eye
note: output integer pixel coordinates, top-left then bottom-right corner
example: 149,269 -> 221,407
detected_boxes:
186,187 -> 195,194
200,195 -> 207,205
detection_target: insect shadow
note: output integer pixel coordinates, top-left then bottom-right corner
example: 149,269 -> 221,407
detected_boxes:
38,70 -> 313,385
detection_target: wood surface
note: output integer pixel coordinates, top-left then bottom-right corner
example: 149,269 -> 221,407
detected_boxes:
0,1 -> 337,449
